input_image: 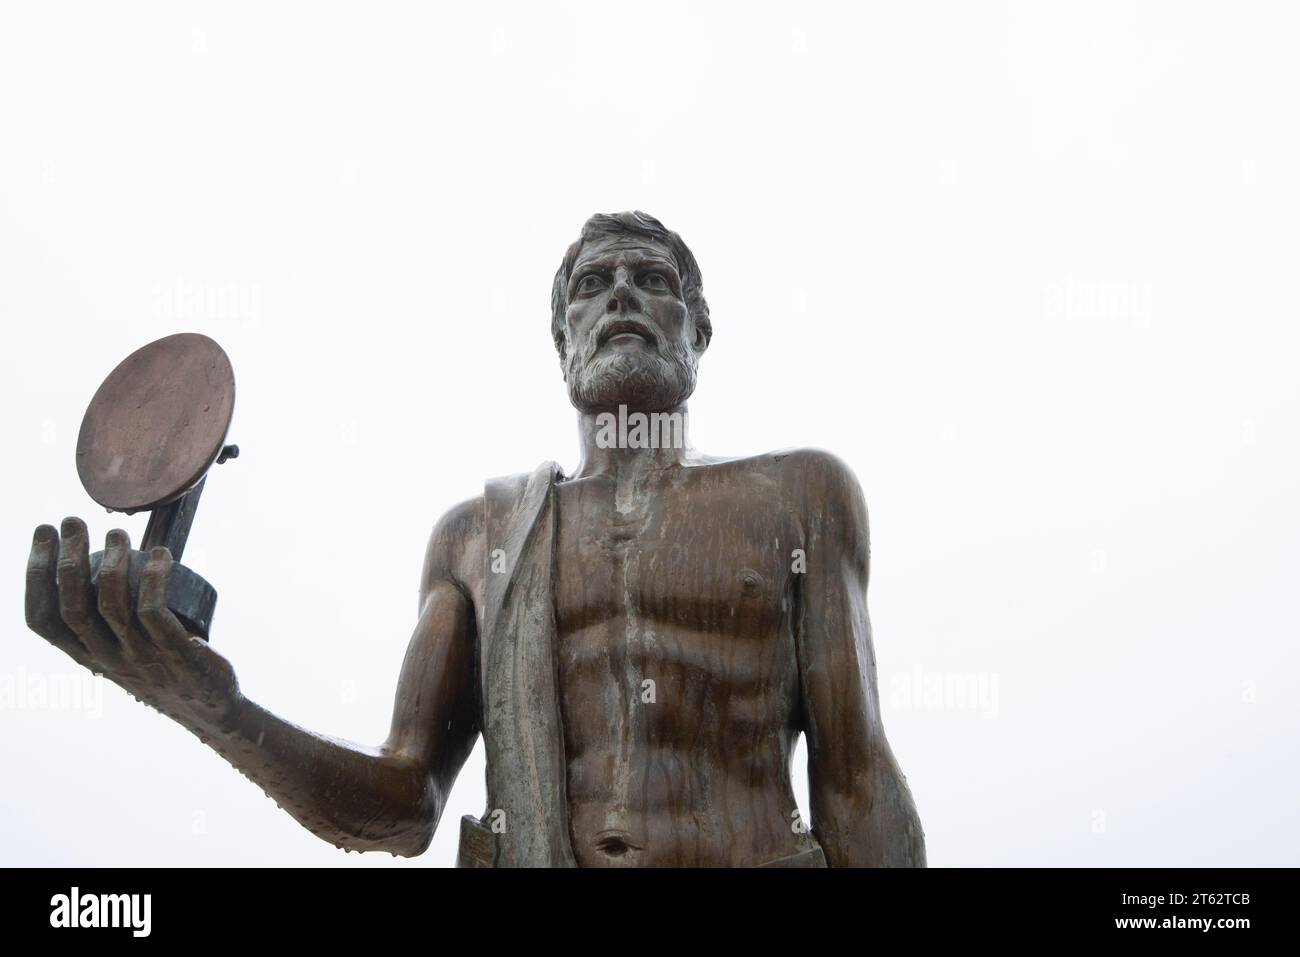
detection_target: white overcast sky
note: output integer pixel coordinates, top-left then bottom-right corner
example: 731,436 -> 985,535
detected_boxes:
1,1 -> 1297,866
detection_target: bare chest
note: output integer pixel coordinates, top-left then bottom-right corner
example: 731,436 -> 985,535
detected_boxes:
547,471 -> 808,857
553,475 -> 800,639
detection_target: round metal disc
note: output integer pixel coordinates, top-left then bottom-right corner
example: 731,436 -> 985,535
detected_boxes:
76,333 -> 235,513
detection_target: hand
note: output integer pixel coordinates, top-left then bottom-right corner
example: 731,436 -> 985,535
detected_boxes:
24,517 -> 240,733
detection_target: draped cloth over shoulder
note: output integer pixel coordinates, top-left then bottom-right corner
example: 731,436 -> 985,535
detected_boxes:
473,460 -> 577,867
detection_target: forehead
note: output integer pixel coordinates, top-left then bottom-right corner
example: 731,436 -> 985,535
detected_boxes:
572,233 -> 679,273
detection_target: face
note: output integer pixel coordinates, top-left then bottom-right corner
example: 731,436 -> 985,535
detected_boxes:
561,234 -> 707,413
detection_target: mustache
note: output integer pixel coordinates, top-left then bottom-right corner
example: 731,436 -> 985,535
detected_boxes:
590,315 -> 661,352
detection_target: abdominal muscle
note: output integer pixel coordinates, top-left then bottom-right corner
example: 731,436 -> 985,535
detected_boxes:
556,620 -> 818,867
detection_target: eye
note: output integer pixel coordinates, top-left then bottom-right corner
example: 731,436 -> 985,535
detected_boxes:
639,272 -> 670,291
576,274 -> 606,295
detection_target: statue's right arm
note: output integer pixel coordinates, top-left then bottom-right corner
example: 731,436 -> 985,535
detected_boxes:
24,504 -> 482,857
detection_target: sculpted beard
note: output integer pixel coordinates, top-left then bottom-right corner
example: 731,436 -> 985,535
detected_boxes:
564,329 -> 698,414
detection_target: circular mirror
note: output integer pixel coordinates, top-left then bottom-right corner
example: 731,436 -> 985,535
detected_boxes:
76,333 -> 235,514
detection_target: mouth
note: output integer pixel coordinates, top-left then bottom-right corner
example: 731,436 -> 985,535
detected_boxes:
596,319 -> 657,350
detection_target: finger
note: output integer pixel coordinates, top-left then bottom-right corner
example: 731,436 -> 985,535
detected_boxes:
138,546 -> 205,670
97,528 -> 136,646
25,524 -> 88,660
57,516 -> 120,664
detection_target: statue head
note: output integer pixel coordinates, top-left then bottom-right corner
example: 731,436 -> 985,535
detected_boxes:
552,211 -> 711,413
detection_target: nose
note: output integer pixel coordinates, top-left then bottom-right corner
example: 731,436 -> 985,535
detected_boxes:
607,270 -> 639,312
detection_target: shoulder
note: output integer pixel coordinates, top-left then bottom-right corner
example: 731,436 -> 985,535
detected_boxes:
756,447 -> 869,515
685,447 -> 869,540
772,447 -> 863,490
769,448 -> 871,557
421,493 -> 486,600
687,446 -> 855,482
419,461 -> 560,600
681,447 -> 867,516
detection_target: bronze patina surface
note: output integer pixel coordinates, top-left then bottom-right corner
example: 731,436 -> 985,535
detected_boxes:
25,213 -> 926,867
74,332 -> 235,638
76,332 -> 234,513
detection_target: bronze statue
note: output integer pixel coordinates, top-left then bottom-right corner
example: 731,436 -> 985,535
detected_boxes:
24,212 -> 926,867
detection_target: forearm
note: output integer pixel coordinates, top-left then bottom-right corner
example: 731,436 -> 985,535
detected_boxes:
181,693 -> 439,856
24,518 -> 470,859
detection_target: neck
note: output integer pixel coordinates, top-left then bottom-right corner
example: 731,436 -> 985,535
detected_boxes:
571,403 -> 693,481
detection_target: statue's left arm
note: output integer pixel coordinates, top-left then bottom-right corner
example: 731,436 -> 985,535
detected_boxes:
790,450 -> 926,867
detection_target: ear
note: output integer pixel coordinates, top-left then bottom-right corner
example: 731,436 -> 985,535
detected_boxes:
691,321 -> 709,355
